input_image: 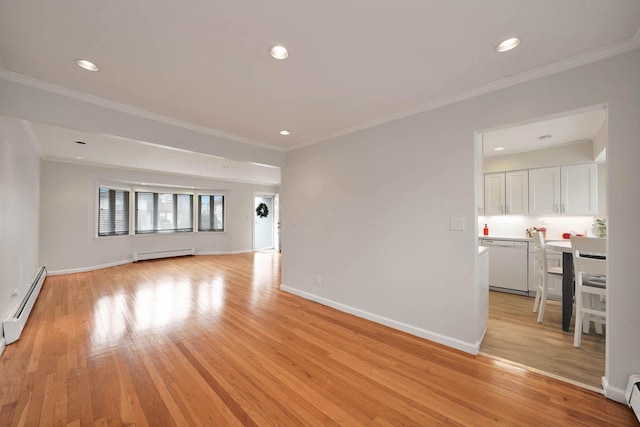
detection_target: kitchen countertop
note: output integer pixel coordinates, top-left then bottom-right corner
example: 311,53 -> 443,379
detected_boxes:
478,235 -> 565,242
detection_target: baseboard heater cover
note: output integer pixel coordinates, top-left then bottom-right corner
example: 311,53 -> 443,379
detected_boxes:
133,248 -> 195,262
626,374 -> 640,422
3,266 -> 47,345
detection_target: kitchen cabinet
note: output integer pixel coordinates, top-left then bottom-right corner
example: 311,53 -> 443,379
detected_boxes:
529,164 -> 597,216
484,170 -> 528,215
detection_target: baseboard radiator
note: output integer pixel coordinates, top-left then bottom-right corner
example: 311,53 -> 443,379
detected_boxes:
627,374 -> 640,422
3,266 -> 47,345
133,248 -> 195,262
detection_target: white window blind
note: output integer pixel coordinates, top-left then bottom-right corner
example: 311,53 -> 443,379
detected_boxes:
198,195 -> 224,231
135,192 -> 193,234
98,188 -> 130,236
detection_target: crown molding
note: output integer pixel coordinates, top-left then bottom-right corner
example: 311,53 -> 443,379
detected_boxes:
0,69 -> 286,152
290,35 -> 640,151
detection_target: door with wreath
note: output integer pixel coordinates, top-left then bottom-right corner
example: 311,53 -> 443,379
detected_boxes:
254,195 -> 274,250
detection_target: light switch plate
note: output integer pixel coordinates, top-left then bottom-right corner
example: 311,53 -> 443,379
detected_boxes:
450,217 -> 465,231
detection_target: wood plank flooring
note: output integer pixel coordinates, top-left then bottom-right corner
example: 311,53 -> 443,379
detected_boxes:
480,291 -> 605,389
1,253 -> 635,426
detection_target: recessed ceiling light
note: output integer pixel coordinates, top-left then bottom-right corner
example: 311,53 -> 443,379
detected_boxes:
222,165 -> 230,169
74,156 -> 83,160
494,146 -> 505,151
538,134 -> 552,140
75,140 -> 86,145
495,37 -> 520,53
75,59 -> 99,71
270,45 -> 289,60
280,130 -> 290,136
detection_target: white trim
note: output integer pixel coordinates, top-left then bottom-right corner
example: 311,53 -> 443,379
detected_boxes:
280,284 -> 478,354
602,376 -> 627,403
290,37 -> 640,150
0,69 -> 285,152
0,337 -> 5,356
46,252 -> 259,275
47,259 -> 132,275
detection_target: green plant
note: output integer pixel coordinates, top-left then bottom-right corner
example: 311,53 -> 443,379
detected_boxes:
595,218 -> 606,238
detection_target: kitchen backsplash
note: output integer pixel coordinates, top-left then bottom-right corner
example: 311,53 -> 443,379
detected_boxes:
478,215 -> 600,240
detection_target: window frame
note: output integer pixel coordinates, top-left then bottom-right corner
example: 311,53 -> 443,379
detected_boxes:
197,192 -> 227,232
95,183 -> 132,238
134,188 -> 195,234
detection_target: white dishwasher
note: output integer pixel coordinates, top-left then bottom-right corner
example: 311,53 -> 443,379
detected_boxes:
480,239 -> 529,295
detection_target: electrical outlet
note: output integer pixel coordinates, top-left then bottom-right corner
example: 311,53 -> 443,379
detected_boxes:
315,274 -> 322,286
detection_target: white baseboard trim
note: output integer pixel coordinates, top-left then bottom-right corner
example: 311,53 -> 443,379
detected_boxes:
602,376 -> 627,403
48,259 -> 132,275
197,250 -> 234,256
46,251 -> 258,275
200,249 -> 254,255
0,337 -> 5,356
280,284 -> 477,355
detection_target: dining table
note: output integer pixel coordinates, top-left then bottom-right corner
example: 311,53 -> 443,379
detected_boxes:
545,240 -> 574,332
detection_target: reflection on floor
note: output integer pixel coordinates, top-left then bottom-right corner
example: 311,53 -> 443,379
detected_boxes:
480,291 -> 605,390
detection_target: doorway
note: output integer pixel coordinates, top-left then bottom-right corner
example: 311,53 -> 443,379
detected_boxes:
253,193 -> 277,251
475,106 -> 608,391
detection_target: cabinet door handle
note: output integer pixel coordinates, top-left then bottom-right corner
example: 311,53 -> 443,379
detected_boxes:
554,204 -> 559,213
506,205 -> 509,214
561,203 -> 565,213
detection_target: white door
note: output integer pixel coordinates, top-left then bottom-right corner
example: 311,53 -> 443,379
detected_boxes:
254,195 -> 274,250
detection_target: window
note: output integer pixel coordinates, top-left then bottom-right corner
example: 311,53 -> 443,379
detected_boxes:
198,195 -> 225,231
135,192 -> 193,234
98,188 -> 130,236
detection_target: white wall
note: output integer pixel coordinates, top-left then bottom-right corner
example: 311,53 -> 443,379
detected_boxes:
40,160 -> 279,273
282,50 -> 640,401
0,117 -> 40,326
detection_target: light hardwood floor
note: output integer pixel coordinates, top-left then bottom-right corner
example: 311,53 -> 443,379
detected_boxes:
0,253 -> 635,426
480,291 -> 605,390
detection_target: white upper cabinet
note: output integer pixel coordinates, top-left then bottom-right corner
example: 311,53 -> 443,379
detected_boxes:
561,164 -> 598,215
529,167 -> 561,215
529,163 -> 597,216
484,170 -> 528,215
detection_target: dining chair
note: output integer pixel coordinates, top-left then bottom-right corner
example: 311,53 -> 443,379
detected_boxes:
570,236 -> 607,348
531,231 -> 563,323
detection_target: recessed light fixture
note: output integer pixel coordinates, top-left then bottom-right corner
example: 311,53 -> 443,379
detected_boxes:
494,146 -> 505,151
75,58 -> 99,72
75,140 -> 86,145
279,130 -> 290,136
270,45 -> 289,60
74,156 -> 83,160
495,37 -> 520,53
538,134 -> 552,140
222,165 -> 230,169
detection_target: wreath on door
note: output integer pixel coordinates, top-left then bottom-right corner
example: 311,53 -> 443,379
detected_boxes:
256,203 -> 269,218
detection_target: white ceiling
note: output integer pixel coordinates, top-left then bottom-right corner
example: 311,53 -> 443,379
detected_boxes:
0,1 -> 639,182
29,122 -> 281,185
482,108 -> 607,157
